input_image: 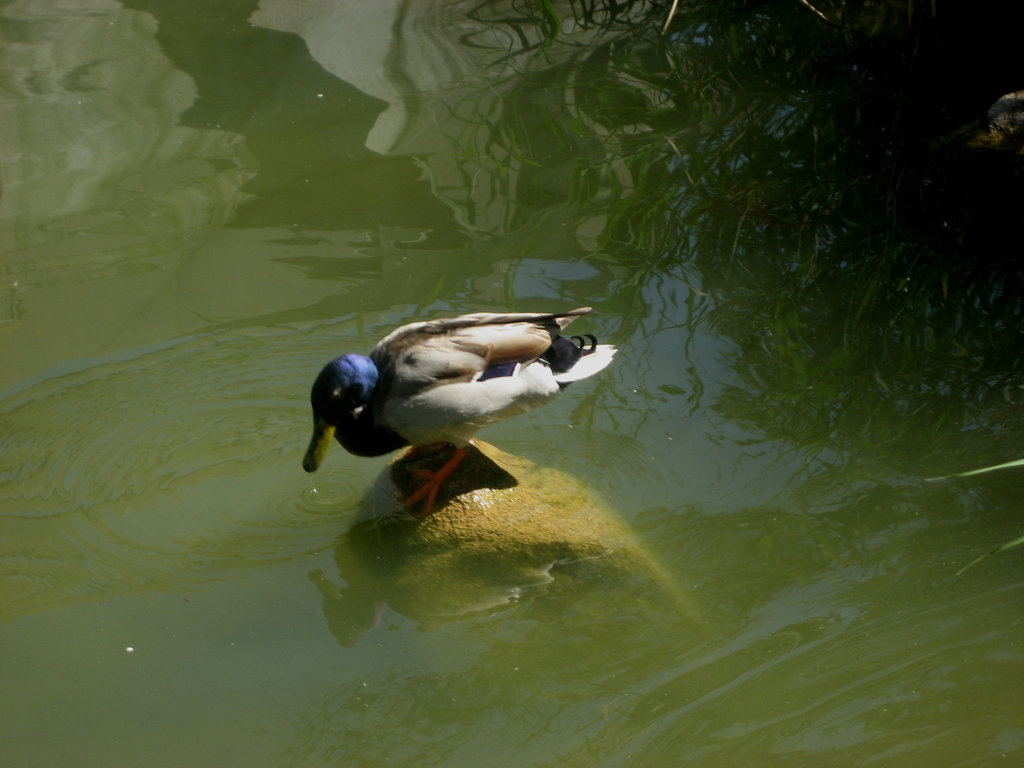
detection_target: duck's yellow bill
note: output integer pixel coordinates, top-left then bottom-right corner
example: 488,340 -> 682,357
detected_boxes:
303,418 -> 335,472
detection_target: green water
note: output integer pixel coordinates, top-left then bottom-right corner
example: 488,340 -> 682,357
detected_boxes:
2,0 -> 1023,765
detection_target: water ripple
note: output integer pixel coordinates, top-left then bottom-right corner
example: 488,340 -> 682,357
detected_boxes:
0,331 -> 375,619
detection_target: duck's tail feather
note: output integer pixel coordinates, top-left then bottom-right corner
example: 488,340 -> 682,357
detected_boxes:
552,344 -> 617,386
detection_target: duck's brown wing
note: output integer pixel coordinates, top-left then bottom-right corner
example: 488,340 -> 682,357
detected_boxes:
371,308 -> 591,400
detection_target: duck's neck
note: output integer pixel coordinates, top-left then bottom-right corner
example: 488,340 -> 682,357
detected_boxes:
335,406 -> 406,457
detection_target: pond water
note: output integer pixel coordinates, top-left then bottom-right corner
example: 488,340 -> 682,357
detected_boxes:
2,0 -> 1023,766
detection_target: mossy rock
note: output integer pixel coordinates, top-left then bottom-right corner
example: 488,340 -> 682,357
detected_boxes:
311,442 -> 695,640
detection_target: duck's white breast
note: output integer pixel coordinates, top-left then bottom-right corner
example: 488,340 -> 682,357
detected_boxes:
381,362 -> 562,446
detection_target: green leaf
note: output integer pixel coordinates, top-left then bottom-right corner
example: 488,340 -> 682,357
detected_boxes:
958,532 -> 1024,576
926,457 -> 1024,482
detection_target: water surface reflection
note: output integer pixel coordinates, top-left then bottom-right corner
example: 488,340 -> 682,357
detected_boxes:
2,0 -> 1023,765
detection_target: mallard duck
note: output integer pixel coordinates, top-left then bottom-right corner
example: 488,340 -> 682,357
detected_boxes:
302,307 -> 616,516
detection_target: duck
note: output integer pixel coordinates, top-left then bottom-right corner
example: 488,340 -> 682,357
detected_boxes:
302,307 -> 616,516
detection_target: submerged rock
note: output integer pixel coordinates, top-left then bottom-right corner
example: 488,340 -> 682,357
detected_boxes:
970,90 -> 1024,154
311,441 -> 694,641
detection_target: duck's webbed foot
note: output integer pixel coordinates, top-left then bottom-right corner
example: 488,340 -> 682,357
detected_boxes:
402,445 -> 468,518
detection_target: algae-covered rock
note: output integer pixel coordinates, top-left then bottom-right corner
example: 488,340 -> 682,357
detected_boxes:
311,442 -> 693,642
970,90 -> 1024,154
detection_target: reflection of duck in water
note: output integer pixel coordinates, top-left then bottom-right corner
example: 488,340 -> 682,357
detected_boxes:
302,308 -> 616,516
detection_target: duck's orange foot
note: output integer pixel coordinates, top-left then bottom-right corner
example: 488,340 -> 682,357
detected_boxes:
402,445 -> 468,518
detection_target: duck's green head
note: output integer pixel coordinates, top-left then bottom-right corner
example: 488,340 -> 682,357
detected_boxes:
302,354 -> 378,472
